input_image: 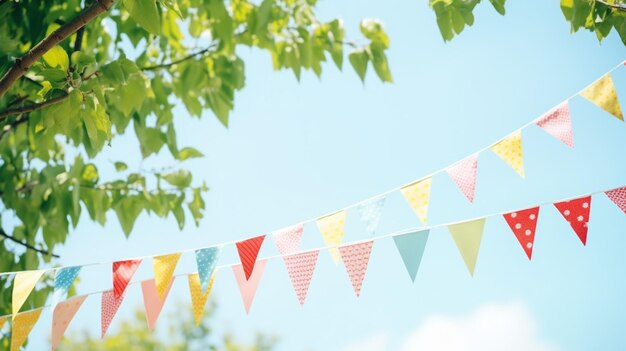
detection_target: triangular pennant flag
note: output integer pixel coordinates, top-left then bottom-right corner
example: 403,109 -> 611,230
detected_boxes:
101,289 -> 125,338
338,241 -> 374,297
448,218 -> 486,275
401,178 -> 433,224
446,154 -> 479,203
153,253 -> 181,299
10,308 -> 42,351
283,250 -> 319,305
188,272 -> 216,325
580,74 -> 624,121
357,195 -> 386,236
113,259 -> 142,299
491,130 -> 525,177
503,207 -> 540,260
316,210 -> 347,264
606,186 -> 626,214
12,270 -> 45,317
232,259 -> 267,314
53,266 -> 81,305
554,196 -> 592,245
393,230 -> 429,282
141,278 -> 174,331
535,101 -> 574,148
272,224 -> 304,256
51,295 -> 87,351
195,247 -> 220,294
236,235 -> 266,280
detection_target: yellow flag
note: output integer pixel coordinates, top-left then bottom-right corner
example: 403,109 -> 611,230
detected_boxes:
0,315 -> 7,330
580,74 -> 624,121
491,130 -> 525,177
11,308 -> 42,351
12,270 -> 45,317
448,218 -> 486,276
188,272 -> 216,325
316,210 -> 347,264
400,178 -> 432,224
153,253 -> 181,299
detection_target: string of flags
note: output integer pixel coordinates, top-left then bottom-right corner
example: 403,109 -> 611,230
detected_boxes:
2,185 -> 626,350
0,60 -> 624,350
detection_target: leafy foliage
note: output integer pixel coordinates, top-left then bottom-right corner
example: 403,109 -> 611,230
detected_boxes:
0,0 -> 392,328
429,0 -> 626,45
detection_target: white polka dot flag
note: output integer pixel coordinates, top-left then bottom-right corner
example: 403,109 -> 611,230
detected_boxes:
447,218 -> 486,276
503,207 -> 540,260
535,101 -> 575,148
52,266 -> 81,306
357,195 -> 386,236
51,295 -> 87,351
554,196 -> 592,245
605,186 -> 626,214
446,154 -> 479,203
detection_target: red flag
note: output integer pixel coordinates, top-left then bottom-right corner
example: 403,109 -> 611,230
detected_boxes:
503,207 -> 540,259
236,235 -> 266,280
338,241 -> 374,297
113,259 -> 142,299
554,196 -> 592,245
606,187 -> 626,214
283,251 -> 319,305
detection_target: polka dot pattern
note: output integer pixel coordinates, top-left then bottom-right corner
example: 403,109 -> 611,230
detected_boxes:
10,308 -> 42,351
283,250 -> 319,305
53,266 -> 81,304
338,241 -> 374,297
357,195 -> 386,236
554,196 -> 592,245
536,101 -> 574,148
491,130 -> 525,177
503,206 -> 540,260
152,253 -> 181,299
101,289 -> 125,338
400,177 -> 432,224
605,186 -> 626,214
580,74 -> 624,121
446,154 -> 478,203
51,295 -> 87,351
194,247 -> 220,293
316,210 -> 347,264
188,272 -> 216,325
272,224 -> 304,256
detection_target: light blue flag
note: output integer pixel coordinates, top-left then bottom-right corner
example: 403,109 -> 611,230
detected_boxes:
195,247 -> 221,293
393,230 -> 429,282
53,266 -> 81,304
357,195 -> 386,237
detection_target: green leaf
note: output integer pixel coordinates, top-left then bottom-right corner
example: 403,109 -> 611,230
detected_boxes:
360,19 -> 389,48
114,162 -> 128,172
42,46 -> 69,71
187,188 -> 205,226
123,0 -> 161,35
159,0 -> 183,18
488,0 -> 506,15
348,49 -> 368,82
162,169 -> 192,189
177,147 -> 204,160
135,124 -> 166,158
370,44 -> 393,83
114,196 -> 144,237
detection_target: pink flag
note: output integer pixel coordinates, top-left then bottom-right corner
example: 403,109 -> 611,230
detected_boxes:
446,154 -> 479,203
52,295 -> 87,350
503,207 -> 540,260
554,196 -> 592,245
535,101 -> 574,148
101,290 -> 125,338
283,251 -> 319,305
141,278 -> 174,331
236,235 -> 266,281
338,241 -> 374,297
606,186 -> 626,213
113,259 -> 142,299
232,260 -> 267,314
272,224 -> 304,256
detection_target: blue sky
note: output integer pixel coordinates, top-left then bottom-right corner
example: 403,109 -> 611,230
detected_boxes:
23,0 -> 626,350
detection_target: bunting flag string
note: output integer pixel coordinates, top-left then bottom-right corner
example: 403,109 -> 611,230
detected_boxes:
0,60 -> 623,284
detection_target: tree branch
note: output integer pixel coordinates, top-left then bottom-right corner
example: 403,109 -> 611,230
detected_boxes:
0,93 -> 68,121
0,0 -> 116,97
0,228 -> 59,258
140,45 -> 217,71
596,0 -> 626,11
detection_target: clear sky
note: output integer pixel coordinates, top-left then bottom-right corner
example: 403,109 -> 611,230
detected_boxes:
25,0 -> 626,350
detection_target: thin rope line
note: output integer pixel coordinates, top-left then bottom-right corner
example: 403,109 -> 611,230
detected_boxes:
3,183 -> 624,319
1,59 -> 623,279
